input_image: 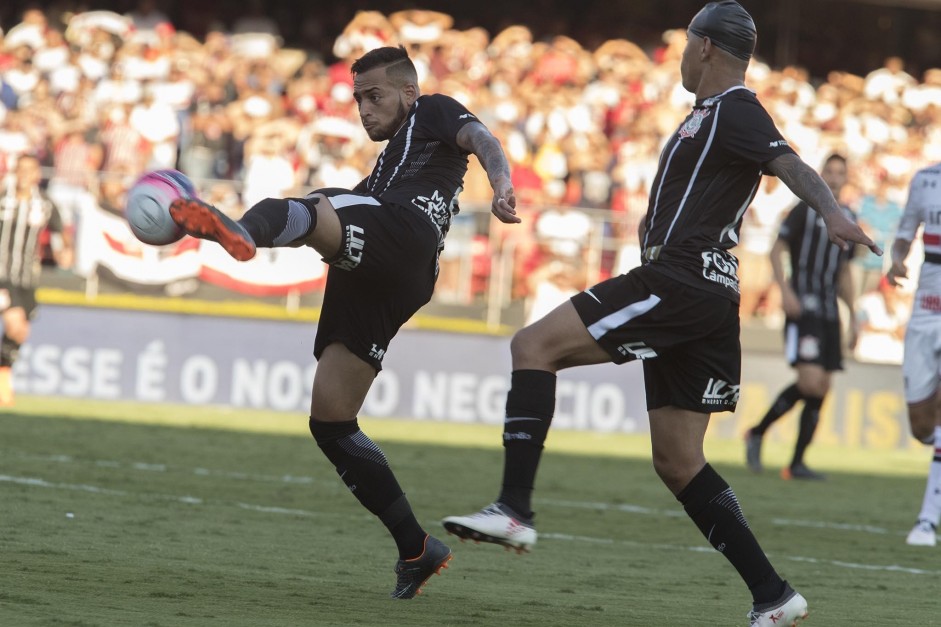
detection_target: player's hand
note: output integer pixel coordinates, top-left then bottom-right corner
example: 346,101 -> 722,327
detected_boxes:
847,318 -> 859,351
886,261 -> 908,287
781,286 -> 802,319
490,176 -> 520,224
824,211 -> 882,255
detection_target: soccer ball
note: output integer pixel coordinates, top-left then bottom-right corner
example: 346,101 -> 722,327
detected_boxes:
125,169 -> 195,245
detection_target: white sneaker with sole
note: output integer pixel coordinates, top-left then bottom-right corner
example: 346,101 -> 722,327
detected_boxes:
442,502 -> 536,552
906,519 -> 937,546
747,586 -> 808,627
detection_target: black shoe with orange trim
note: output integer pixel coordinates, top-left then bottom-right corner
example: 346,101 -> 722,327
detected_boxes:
168,198 -> 256,261
390,535 -> 452,599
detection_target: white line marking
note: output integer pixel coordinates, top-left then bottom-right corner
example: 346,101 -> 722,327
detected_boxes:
2,471 -> 935,578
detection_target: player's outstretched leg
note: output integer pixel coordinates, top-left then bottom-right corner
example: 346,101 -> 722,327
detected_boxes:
747,583 -> 809,626
390,535 -> 453,599
442,502 -> 536,553
169,198 -> 256,261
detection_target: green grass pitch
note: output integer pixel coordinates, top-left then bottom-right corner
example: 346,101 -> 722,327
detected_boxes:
1,397 -> 937,626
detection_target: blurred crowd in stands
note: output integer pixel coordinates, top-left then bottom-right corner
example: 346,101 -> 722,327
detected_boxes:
0,2 -> 938,362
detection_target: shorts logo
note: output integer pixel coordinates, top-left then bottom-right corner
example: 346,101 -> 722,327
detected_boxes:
702,378 -> 740,405
798,335 -> 820,360
617,342 -> 658,360
334,224 -> 365,271
368,344 -> 386,362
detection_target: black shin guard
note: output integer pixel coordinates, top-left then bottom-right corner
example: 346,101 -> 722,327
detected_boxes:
0,334 -> 20,367
498,369 -> 556,518
240,196 -> 319,247
752,383 -> 801,436
792,396 -> 823,466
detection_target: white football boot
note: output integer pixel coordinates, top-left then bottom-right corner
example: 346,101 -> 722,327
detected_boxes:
747,586 -> 808,627
906,520 -> 937,547
442,502 -> 536,552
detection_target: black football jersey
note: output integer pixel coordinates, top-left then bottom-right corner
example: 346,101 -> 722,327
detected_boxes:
779,202 -> 856,320
642,86 -> 796,302
356,94 -> 479,245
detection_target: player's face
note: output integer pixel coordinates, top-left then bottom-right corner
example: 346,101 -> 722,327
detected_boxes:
353,66 -> 415,142
821,159 -> 848,197
680,31 -> 703,93
15,157 -> 41,191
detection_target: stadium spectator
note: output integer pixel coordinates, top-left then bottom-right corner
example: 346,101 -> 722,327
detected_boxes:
854,276 -> 910,365
125,0 -> 171,35
745,154 -> 859,481
864,56 -> 917,105
0,154 -> 73,405
167,45 -> 520,599
853,172 -> 904,295
0,4 -> 937,312
887,162 -> 941,547
443,4 -> 878,624
47,123 -> 101,226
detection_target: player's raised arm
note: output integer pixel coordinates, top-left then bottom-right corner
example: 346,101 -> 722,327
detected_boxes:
767,153 -> 881,254
456,121 -> 520,224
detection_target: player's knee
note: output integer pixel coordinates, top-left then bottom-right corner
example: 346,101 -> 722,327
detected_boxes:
910,418 -> 935,443
797,380 -> 828,399
510,326 -> 550,367
3,323 -> 28,345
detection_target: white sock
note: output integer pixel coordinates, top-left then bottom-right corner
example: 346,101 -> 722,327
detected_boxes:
917,426 -> 941,526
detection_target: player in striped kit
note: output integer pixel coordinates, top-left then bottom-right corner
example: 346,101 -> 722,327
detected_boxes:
744,154 -> 859,481
169,45 -> 520,598
0,154 -> 73,405
888,162 -> 941,546
442,2 -> 880,624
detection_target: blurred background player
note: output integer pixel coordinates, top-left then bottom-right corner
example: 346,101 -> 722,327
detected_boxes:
887,161 -> 941,546
0,153 -> 73,405
745,154 -> 858,480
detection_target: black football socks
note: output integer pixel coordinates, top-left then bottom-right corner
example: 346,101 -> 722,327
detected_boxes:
497,369 -> 556,520
677,464 -> 785,605
239,196 -> 318,247
751,383 -> 801,436
309,417 -> 425,558
791,396 -> 823,467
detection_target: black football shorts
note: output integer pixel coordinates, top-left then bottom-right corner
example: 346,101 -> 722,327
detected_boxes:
571,265 -> 742,413
0,283 -> 38,317
312,189 -> 439,372
784,315 -> 843,371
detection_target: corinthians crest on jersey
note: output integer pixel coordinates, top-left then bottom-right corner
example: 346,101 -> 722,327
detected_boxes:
679,107 -> 712,139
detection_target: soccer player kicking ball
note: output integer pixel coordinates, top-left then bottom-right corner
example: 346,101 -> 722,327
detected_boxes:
442,2 -> 880,625
170,46 -> 520,599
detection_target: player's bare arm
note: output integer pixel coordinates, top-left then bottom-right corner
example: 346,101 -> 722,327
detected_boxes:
456,121 -> 520,224
887,236 -> 914,286
767,153 -> 881,254
838,263 -> 859,349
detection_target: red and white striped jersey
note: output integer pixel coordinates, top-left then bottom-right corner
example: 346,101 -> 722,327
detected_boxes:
898,163 -> 941,316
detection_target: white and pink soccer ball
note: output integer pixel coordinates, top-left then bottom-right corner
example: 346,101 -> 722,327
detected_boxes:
125,169 -> 195,246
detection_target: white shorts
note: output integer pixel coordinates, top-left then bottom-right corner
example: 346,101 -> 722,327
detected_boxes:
903,314 -> 941,403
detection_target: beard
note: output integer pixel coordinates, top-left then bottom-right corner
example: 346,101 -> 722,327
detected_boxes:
370,98 -> 411,142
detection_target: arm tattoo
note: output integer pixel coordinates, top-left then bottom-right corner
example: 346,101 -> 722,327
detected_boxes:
456,122 -> 511,181
767,153 -> 840,217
